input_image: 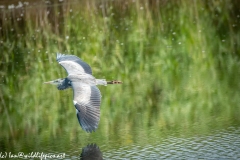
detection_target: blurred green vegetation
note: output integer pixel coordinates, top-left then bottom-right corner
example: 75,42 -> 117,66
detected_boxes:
0,0 -> 240,152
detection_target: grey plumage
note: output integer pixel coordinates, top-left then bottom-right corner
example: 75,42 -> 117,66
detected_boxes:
57,78 -> 71,90
44,53 -> 122,133
74,84 -> 101,132
57,53 -> 92,75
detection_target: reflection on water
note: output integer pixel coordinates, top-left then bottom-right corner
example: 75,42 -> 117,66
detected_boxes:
32,126 -> 239,159
80,144 -> 103,160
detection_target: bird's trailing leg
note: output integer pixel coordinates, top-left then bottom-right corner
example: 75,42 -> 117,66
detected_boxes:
107,80 -> 122,84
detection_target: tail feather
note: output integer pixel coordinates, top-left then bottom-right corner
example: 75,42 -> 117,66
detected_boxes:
96,79 -> 107,86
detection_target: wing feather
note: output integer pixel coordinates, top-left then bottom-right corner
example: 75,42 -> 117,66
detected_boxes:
57,53 -> 92,75
72,82 -> 101,132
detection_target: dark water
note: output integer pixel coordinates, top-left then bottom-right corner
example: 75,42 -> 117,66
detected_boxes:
102,127 -> 240,159
79,127 -> 240,159
2,126 -> 239,159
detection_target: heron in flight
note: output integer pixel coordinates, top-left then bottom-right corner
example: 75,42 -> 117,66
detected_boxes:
45,53 -> 122,132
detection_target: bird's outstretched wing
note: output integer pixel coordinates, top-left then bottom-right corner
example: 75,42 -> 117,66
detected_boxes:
56,53 -> 92,75
71,82 -> 101,132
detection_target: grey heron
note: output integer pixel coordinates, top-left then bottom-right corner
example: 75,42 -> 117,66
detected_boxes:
45,53 -> 122,132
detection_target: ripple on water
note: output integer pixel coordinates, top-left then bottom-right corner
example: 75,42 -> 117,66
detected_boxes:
104,127 -> 240,159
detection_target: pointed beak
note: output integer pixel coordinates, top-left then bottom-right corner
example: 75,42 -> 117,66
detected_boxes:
44,79 -> 62,85
44,81 -> 54,84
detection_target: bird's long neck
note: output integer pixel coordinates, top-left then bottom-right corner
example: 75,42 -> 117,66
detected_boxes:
107,80 -> 122,84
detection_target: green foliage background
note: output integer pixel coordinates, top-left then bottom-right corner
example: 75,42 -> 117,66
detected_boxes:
0,0 -> 240,152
